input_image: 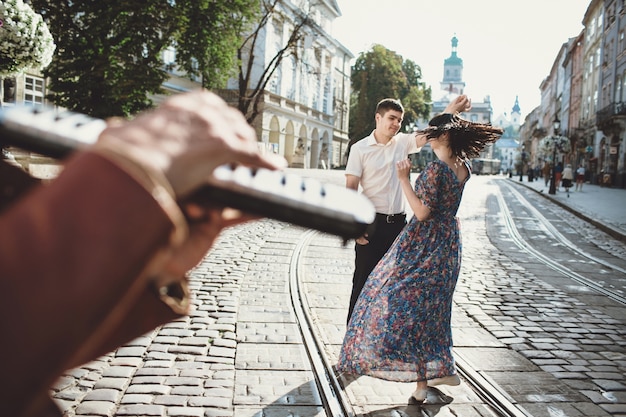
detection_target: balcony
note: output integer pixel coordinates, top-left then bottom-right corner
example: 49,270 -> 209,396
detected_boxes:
596,101 -> 626,128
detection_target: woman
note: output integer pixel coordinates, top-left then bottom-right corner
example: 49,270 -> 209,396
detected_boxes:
575,164 -> 585,191
337,112 -> 503,403
562,164 -> 574,195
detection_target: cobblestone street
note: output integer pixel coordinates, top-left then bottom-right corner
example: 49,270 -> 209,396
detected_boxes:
45,170 -> 626,417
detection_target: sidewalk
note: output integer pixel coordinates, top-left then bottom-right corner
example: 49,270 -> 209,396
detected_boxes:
507,176 -> 626,243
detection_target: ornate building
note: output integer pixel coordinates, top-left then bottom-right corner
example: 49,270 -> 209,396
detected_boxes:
493,97 -> 523,175
595,0 -> 626,187
216,0 -> 352,169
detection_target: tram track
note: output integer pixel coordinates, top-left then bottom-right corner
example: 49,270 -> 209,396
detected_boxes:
288,228 -> 353,417
498,180 -> 626,306
285,171 -> 625,416
289,227 -> 530,417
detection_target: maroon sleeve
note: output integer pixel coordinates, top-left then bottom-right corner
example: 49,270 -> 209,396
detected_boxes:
0,152 -> 183,416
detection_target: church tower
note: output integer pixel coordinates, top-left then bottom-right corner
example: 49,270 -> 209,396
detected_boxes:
440,35 -> 465,95
430,34 -> 492,126
511,96 -> 521,127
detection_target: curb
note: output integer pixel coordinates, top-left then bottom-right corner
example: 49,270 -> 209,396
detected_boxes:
509,178 -> 626,244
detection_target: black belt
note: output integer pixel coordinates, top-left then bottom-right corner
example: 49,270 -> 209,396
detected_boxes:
375,213 -> 406,224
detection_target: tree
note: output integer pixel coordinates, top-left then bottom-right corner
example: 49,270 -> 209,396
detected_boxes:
30,1 -> 178,118
173,0 -> 259,90
29,1 -> 259,118
349,44 -> 432,144
235,0 -> 318,124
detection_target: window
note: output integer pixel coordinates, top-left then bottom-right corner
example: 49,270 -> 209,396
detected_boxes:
24,76 -> 44,106
2,78 -> 16,103
163,45 -> 176,67
323,74 -> 330,114
270,65 -> 282,95
589,16 -> 595,38
286,56 -> 296,101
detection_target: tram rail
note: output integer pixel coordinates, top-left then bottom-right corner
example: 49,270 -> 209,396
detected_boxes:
283,171 -> 625,417
289,227 -> 532,417
500,180 -> 626,306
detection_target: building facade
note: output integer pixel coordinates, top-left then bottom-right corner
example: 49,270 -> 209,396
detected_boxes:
520,0 -> 626,188
596,0 -> 626,186
215,0 -> 352,169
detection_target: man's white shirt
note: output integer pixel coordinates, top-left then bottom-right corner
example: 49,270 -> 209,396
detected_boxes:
345,132 -> 420,215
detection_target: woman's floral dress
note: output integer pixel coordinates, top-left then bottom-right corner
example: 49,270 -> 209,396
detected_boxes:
337,159 -> 468,382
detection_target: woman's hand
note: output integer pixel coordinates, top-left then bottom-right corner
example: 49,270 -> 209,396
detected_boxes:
396,158 -> 412,180
444,95 -> 472,114
355,233 -> 369,246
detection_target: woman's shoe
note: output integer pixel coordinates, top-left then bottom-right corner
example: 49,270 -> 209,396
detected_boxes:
427,374 -> 460,387
409,387 -> 429,403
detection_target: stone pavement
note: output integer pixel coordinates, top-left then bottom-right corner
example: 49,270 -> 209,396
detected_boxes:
33,168 -> 626,416
509,175 -> 626,242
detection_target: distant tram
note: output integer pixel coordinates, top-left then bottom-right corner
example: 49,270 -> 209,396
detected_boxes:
471,158 -> 501,175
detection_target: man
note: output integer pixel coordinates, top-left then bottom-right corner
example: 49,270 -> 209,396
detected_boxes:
344,95 -> 471,322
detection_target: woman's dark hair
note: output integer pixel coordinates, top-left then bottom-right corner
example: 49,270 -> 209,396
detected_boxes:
424,113 -> 503,160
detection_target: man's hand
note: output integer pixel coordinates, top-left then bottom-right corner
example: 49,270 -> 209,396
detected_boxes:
355,233 -> 369,245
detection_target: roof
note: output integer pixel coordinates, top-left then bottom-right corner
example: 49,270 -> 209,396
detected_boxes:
325,0 -> 341,16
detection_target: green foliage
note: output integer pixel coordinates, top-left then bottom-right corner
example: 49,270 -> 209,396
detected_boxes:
174,0 -> 259,90
30,1 -> 176,118
349,44 -> 432,143
29,0 -> 258,118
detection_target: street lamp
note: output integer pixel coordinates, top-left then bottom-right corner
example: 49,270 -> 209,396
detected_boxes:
548,117 -> 562,195
519,145 -> 526,182
539,116 -> 571,195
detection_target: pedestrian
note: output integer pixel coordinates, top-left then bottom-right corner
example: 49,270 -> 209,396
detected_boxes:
542,161 -> 551,186
344,95 -> 471,323
562,163 -> 574,197
0,90 -> 287,417
337,112 -> 503,404
555,162 -> 563,191
575,164 -> 585,191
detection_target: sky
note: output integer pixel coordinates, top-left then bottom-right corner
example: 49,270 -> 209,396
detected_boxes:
332,0 -> 591,121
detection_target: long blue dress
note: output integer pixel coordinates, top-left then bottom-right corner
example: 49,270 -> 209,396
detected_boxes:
337,159 -> 468,382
